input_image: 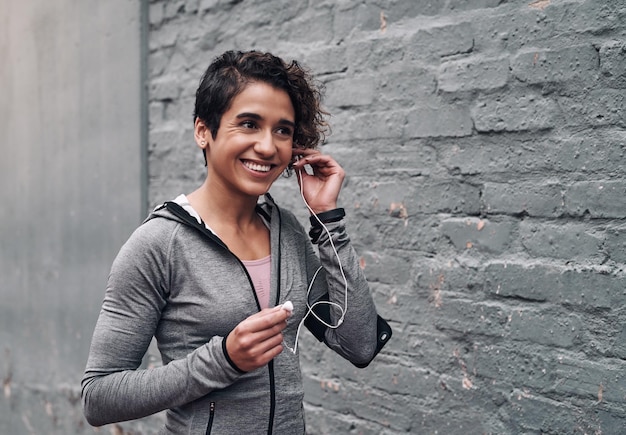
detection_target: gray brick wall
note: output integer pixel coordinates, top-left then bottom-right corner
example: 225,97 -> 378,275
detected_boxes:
146,0 -> 626,433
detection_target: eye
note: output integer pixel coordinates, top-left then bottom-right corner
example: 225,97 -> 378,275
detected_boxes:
275,126 -> 294,137
241,120 -> 257,129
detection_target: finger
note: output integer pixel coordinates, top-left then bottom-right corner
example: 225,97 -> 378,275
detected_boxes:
295,155 -> 343,175
292,148 -> 320,158
243,307 -> 290,332
227,315 -> 286,353
248,340 -> 285,368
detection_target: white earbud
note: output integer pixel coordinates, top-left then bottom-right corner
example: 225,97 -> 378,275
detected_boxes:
282,301 -> 294,315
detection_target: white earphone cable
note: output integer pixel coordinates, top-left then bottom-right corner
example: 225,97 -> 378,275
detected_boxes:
283,165 -> 348,354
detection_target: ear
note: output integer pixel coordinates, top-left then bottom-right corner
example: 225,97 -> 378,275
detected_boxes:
194,118 -> 211,152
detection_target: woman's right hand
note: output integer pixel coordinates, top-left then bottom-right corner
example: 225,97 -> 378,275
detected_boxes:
225,306 -> 291,372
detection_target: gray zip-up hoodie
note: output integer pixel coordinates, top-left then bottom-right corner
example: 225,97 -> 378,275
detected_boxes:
82,194 -> 378,434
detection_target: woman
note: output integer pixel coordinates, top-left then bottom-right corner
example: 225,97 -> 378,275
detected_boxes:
82,50 -> 382,434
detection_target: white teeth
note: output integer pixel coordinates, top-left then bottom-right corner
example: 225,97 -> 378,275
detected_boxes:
243,161 -> 271,172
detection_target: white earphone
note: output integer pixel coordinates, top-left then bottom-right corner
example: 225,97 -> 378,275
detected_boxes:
282,160 -> 348,354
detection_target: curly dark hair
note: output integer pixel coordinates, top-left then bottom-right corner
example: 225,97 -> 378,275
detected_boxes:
194,50 -> 329,165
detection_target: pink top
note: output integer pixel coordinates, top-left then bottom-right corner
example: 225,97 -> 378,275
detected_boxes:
241,255 -> 271,309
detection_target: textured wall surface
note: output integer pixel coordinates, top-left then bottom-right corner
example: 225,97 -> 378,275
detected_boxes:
143,0 -> 626,434
0,1 -> 145,434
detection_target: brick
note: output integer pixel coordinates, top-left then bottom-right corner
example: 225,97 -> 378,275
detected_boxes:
331,4 -> 379,40
553,130 -> 626,174
433,300 -> 510,338
248,1 -> 306,25
359,251 -> 412,285
149,50 -> 169,78
483,181 -> 564,217
420,411 -> 490,435
372,140 -> 437,178
164,1 -> 185,19
559,269 -> 623,310
611,324 -> 626,359
472,94 -> 560,132
348,216 -> 428,253
519,221 -> 604,261
148,127 -> 200,187
445,0 -> 509,11
562,89 -> 626,128
347,179 -> 481,216
441,217 -> 514,254
199,0 -> 218,12
334,110 -> 405,141
277,11 -> 334,44
485,263 -> 621,310
546,1 -> 626,38
404,106 -> 473,138
597,409 -> 626,435
303,363 -> 437,431
411,259 -> 485,302
343,215 -> 441,257
599,40 -> 626,88
473,2 -> 625,54
509,310 -> 583,348
485,263 -> 554,302
369,0 -> 443,21
407,22 -> 474,59
148,101 -> 166,126
438,56 -> 509,92
346,37 -> 406,73
507,393 -> 597,434
304,406 -> 384,435
554,356 -> 626,402
322,143 -> 381,177
366,282 -> 414,327
150,75 -> 181,101
606,224 -> 626,263
565,181 -> 626,218
184,0 -> 199,14
438,135 -> 550,176
149,24 -> 179,50
324,75 -> 376,108
510,45 -> 600,85
149,3 -> 165,26
438,131 -> 626,178
301,46 -> 348,76
473,344 -> 557,390
472,9 -> 553,54
377,65 -> 438,106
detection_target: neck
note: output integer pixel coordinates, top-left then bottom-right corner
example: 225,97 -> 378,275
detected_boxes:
186,179 -> 261,229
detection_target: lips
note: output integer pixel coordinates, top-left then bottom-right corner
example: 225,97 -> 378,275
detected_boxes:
242,160 -> 272,173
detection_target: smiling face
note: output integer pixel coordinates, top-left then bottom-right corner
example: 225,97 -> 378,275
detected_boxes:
195,81 -> 295,200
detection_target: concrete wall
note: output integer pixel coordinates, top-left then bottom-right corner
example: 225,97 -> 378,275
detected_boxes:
0,0 -> 145,433
146,0 -> 626,434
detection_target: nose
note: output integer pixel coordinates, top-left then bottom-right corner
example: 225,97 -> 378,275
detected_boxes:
254,129 -> 276,157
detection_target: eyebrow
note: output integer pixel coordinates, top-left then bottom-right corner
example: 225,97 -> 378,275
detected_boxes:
236,112 -> 295,128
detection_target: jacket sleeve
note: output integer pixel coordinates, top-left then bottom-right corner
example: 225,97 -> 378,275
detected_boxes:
305,219 -> 378,366
81,222 -> 244,427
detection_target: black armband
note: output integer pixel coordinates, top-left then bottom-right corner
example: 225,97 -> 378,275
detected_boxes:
309,208 -> 345,228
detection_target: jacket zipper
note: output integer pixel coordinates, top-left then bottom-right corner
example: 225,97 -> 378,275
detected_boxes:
162,200 -> 282,435
267,206 -> 282,435
205,401 -> 215,435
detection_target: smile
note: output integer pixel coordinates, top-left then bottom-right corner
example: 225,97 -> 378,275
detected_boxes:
242,160 -> 272,173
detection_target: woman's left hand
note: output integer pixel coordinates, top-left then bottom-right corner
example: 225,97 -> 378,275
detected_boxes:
292,149 -> 345,214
